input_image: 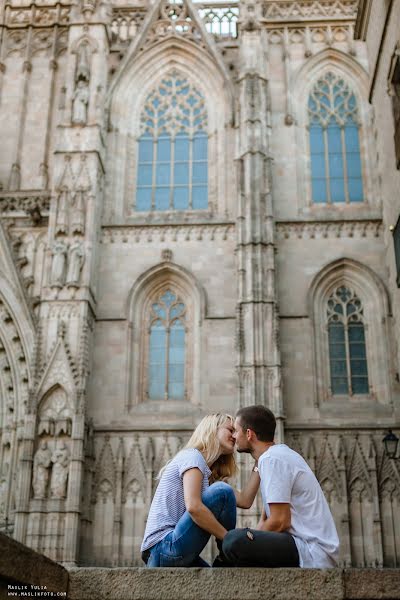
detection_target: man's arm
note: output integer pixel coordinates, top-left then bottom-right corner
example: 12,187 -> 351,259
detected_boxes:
183,468 -> 228,540
256,503 -> 291,533
234,467 -> 260,509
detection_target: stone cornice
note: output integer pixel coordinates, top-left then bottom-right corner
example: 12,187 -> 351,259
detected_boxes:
276,219 -> 383,240
100,223 -> 236,244
0,192 -> 51,214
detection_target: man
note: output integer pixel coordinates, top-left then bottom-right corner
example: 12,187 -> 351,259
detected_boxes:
222,405 -> 339,568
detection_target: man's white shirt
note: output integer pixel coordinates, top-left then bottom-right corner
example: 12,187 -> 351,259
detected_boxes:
258,444 -> 339,568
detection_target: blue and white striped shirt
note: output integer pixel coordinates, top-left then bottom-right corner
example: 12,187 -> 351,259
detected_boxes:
141,448 -> 211,552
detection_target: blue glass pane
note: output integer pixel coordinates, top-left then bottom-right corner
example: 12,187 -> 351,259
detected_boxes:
174,163 -> 189,185
173,187 -> 189,210
175,135 -> 190,160
309,126 -> 325,154
193,134 -> 208,160
312,178 -> 327,203
156,163 -> 170,186
329,154 -> 344,178
349,343 -> 366,359
170,327 -> 185,347
329,344 -> 346,359
192,186 -> 208,209
348,325 -> 365,342
149,325 -> 166,399
345,126 -> 360,153
329,324 -> 345,342
348,178 -> 363,202
155,187 -> 170,210
138,137 -> 153,162
192,162 -> 208,184
328,126 -> 342,153
157,137 -> 171,161
330,178 -> 346,203
168,382 -> 185,399
136,187 -> 152,211
170,303 -> 185,319
137,165 -> 152,186
350,359 -> 368,376
161,291 -> 176,307
347,154 -> 362,178
169,364 -> 184,381
331,377 -> 348,394
331,360 -> 347,376
351,378 -> 369,394
311,154 -> 325,175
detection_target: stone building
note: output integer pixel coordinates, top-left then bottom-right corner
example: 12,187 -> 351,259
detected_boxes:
0,0 -> 399,569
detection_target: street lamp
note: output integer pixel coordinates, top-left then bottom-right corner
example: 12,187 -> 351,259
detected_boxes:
383,429 -> 400,460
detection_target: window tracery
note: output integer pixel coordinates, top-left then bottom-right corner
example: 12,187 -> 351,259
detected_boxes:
136,70 -> 208,212
327,285 -> 369,395
308,72 -> 364,204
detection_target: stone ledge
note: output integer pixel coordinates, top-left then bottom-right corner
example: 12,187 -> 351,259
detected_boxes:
0,533 -> 68,594
67,567 -> 400,600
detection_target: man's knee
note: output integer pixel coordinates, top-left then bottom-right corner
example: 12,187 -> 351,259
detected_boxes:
222,528 -> 245,560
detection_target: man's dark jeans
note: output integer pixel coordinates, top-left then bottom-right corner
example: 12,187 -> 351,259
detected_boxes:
222,528 -> 300,568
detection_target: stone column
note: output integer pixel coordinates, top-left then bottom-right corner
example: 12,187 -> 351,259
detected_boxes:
236,0 -> 284,440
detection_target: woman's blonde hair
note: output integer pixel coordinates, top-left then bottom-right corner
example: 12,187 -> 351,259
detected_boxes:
184,413 -> 237,482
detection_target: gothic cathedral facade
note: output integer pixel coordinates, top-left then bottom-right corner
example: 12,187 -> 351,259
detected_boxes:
0,0 -> 399,568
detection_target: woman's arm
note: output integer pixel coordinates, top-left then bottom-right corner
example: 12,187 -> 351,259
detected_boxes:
234,465 -> 260,509
183,468 -> 228,540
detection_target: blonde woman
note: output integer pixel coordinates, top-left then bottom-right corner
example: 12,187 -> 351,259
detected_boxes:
141,413 -> 260,567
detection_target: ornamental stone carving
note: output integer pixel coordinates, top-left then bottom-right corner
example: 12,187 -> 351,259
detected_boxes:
50,240 -> 68,287
50,442 -> 70,499
32,440 -> 52,499
72,81 -> 90,125
66,240 -> 85,287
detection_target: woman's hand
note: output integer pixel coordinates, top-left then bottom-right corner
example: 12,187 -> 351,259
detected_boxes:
183,468 -> 228,540
234,463 -> 260,509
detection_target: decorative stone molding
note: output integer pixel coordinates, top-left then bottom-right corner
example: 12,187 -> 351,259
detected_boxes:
5,4 -> 71,28
0,193 -> 51,215
262,0 -> 358,21
276,220 -> 383,240
101,223 -> 235,244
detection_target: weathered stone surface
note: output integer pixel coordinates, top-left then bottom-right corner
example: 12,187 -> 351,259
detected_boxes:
0,533 -> 68,593
344,569 -> 400,599
67,567 -> 344,600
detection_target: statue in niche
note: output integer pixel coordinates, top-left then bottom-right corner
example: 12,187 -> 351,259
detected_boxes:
71,189 -> 86,234
32,441 -> 52,499
50,240 -> 68,287
72,80 -> 90,125
50,442 -> 70,499
56,188 -> 69,234
66,240 -> 85,286
76,43 -> 90,83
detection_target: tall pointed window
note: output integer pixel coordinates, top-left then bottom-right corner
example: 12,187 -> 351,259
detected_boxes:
148,289 -> 186,400
308,72 -> 364,204
327,286 -> 369,395
136,70 -> 208,212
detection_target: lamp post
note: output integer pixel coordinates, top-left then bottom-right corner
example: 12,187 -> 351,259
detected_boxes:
383,429 -> 400,460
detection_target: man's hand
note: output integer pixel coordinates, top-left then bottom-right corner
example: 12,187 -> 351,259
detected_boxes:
256,503 -> 291,533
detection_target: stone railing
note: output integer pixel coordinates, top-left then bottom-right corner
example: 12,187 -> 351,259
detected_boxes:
110,1 -> 239,48
262,0 -> 359,21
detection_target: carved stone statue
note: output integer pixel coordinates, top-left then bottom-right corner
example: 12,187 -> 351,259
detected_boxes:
66,240 -> 85,286
71,189 -> 86,234
50,442 -> 70,499
50,240 -> 68,287
72,80 -> 89,125
32,441 -> 52,499
56,189 -> 69,234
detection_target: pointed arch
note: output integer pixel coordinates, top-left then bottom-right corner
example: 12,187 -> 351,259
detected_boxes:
292,49 -> 377,211
105,28 -> 234,222
309,258 -> 392,406
126,261 -> 206,412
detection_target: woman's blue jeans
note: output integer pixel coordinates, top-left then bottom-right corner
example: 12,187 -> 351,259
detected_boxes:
146,481 -> 237,567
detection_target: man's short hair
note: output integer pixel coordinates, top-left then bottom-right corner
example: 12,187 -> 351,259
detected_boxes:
236,405 -> 276,442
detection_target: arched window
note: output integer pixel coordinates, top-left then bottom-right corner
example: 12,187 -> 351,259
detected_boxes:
148,289 -> 187,400
308,72 -> 363,204
327,286 -> 369,395
136,70 -> 208,212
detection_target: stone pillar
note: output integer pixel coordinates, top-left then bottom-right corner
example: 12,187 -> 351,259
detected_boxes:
236,0 -> 284,440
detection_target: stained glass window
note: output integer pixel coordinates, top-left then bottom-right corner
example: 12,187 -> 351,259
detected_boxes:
136,70 -> 208,211
327,286 -> 369,395
148,289 -> 186,400
308,73 -> 364,204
